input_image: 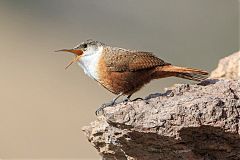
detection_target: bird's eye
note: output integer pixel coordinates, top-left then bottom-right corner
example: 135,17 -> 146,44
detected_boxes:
82,43 -> 87,48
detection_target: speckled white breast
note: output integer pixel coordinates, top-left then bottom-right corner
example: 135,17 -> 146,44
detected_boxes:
77,46 -> 103,81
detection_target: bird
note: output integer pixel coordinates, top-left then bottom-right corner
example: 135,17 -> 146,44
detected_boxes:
56,40 -> 208,114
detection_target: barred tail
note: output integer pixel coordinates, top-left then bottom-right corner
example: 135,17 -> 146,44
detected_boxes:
155,65 -> 208,81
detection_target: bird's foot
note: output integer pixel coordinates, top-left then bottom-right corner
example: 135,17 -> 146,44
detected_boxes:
132,97 -> 143,101
122,97 -> 143,104
95,101 -> 115,115
95,96 -> 143,115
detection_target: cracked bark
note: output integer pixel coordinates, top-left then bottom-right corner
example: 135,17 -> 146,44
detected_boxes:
82,51 -> 240,160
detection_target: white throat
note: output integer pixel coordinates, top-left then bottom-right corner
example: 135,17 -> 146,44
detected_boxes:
77,46 -> 103,81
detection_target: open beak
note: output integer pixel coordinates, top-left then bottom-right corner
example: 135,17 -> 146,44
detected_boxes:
55,48 -> 83,69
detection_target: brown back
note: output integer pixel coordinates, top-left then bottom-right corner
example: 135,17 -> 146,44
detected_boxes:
103,46 -> 170,72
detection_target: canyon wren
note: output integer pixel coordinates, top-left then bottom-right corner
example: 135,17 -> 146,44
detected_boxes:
56,40 -> 208,114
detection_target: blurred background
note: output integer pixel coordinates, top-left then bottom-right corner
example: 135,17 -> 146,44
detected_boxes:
0,0 -> 238,159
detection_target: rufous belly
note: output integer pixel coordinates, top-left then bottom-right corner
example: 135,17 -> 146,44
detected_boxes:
97,56 -> 156,95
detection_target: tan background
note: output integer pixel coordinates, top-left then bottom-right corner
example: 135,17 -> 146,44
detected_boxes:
0,0 -> 238,159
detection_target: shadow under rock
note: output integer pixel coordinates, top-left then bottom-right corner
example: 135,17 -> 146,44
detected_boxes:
179,125 -> 240,160
103,125 -> 240,160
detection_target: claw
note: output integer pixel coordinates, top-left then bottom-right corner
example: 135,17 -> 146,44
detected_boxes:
95,93 -> 124,115
95,102 -> 114,115
132,97 -> 143,101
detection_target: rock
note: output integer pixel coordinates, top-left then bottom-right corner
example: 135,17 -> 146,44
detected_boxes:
211,51 -> 240,79
82,79 -> 240,160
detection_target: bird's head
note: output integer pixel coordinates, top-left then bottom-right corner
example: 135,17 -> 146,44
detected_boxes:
56,40 -> 105,69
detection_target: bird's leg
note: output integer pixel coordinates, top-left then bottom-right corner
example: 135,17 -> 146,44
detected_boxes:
95,93 -> 124,115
